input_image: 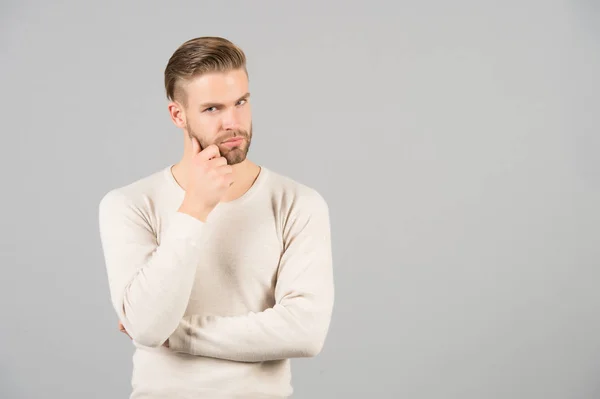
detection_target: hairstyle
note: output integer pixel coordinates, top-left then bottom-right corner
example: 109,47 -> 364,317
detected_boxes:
164,36 -> 247,106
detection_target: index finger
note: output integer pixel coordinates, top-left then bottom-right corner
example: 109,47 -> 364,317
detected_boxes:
198,144 -> 221,161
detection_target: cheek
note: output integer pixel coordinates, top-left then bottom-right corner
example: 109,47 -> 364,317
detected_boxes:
190,116 -> 215,133
241,106 -> 252,123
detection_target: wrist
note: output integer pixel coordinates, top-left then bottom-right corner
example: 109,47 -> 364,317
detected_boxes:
177,201 -> 211,222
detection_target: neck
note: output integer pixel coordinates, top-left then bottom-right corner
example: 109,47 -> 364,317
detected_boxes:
172,153 -> 260,203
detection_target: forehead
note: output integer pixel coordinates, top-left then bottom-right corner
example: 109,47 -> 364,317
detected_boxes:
184,69 -> 248,105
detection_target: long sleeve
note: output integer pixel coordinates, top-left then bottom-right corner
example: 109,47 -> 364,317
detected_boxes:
98,189 -> 205,348
167,193 -> 334,362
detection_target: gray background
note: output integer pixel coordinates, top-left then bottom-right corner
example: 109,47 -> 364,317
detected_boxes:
1,0 -> 599,398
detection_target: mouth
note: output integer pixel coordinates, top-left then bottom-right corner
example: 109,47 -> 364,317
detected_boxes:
222,137 -> 245,144
221,137 -> 245,148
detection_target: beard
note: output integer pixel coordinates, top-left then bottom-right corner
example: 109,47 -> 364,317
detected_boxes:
187,123 -> 253,165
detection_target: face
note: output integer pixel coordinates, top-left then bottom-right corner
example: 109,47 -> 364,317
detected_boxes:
170,68 -> 253,165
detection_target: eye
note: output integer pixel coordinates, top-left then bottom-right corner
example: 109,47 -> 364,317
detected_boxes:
237,99 -> 247,106
204,106 -> 217,113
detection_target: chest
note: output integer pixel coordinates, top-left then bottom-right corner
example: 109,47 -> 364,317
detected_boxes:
159,205 -> 284,315
198,211 -> 283,283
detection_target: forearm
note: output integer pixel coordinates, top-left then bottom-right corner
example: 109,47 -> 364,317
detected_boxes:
99,190 -> 207,348
168,297 -> 333,362
116,215 -> 202,347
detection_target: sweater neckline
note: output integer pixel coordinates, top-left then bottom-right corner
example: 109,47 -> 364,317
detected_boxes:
163,163 -> 268,209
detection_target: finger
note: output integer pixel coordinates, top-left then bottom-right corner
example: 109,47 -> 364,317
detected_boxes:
221,168 -> 235,186
191,136 -> 202,154
218,164 -> 234,176
200,144 -> 221,161
207,156 -> 228,168
211,162 -> 233,177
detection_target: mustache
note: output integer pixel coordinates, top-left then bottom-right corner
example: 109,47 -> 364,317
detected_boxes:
219,130 -> 249,142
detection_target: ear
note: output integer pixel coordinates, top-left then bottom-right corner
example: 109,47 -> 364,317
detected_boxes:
167,101 -> 186,129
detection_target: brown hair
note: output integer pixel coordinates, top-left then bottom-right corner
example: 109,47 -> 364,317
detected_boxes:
164,36 -> 247,106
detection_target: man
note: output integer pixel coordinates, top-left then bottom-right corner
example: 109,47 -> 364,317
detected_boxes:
98,36 -> 334,398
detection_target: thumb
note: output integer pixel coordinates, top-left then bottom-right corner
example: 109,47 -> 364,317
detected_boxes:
191,136 -> 202,154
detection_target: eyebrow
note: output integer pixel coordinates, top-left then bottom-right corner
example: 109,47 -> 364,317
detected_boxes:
200,92 -> 250,109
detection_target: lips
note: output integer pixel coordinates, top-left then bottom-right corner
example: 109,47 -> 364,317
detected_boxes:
223,137 -> 244,144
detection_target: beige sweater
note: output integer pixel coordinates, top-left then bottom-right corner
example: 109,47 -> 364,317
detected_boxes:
98,164 -> 334,398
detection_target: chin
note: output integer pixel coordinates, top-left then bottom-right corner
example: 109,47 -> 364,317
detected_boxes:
225,152 -> 248,165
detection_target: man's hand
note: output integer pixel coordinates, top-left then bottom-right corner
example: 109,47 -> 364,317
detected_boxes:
118,321 -> 169,347
118,320 -> 131,338
177,138 -> 234,222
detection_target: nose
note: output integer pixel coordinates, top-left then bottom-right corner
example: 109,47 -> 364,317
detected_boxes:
221,107 -> 240,130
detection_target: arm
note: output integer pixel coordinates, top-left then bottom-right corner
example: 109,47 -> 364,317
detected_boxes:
98,190 -> 205,348
167,192 -> 335,362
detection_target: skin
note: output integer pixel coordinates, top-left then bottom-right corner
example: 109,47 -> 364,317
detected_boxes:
118,67 -> 261,344
169,67 -> 261,203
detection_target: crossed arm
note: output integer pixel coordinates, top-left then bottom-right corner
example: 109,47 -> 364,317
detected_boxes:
100,189 -> 334,362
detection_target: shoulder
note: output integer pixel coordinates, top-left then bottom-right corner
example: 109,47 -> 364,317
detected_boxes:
98,166 -> 170,224
262,167 -> 330,218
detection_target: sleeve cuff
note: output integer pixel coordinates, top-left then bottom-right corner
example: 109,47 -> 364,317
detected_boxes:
164,211 -> 206,245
